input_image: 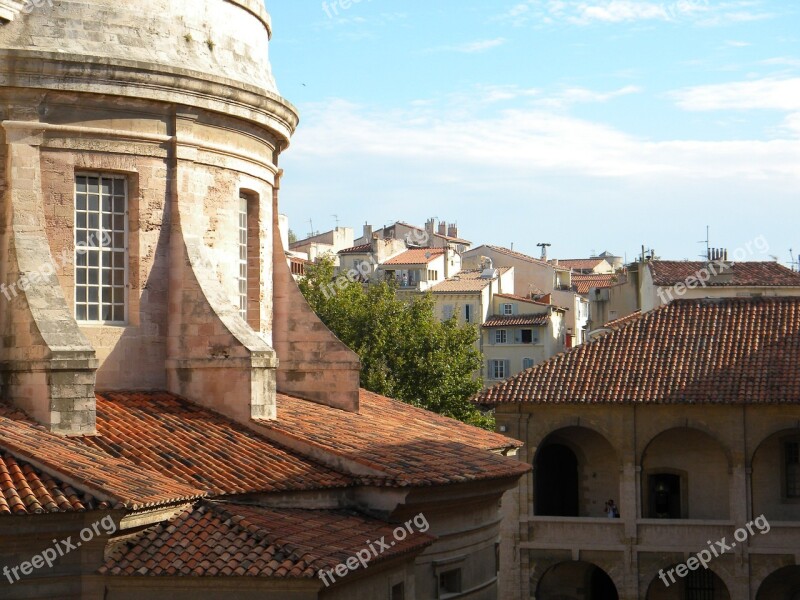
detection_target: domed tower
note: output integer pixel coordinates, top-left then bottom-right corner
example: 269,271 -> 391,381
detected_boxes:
0,0 -> 360,434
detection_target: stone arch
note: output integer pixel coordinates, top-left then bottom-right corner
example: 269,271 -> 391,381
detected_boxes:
535,560 -> 620,600
533,426 -> 621,518
645,565 -> 731,599
641,427 -> 731,520
756,566 -> 800,600
752,429 -> 800,521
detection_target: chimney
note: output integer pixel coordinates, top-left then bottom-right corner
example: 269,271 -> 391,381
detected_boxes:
425,218 -> 435,242
438,221 -> 446,235
363,222 -> 373,242
707,249 -> 734,284
448,223 -> 458,239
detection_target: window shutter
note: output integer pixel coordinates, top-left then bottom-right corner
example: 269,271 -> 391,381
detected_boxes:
489,331 -> 495,345
504,360 -> 510,377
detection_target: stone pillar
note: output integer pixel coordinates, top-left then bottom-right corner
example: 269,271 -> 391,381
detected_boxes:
165,112 -> 278,423
0,120 -> 97,435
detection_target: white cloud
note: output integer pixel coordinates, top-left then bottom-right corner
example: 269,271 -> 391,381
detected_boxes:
288,95 -> 800,181
672,77 -> 800,111
495,0 -> 775,27
423,38 -> 507,54
535,84 -> 642,108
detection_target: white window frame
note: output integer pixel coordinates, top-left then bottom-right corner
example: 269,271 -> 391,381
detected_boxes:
238,193 -> 248,320
74,173 -> 128,325
464,304 -> 472,323
490,359 -> 507,380
495,329 -> 508,344
503,303 -> 513,316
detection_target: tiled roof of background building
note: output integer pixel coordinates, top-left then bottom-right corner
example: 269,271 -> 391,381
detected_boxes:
338,243 -> 372,255
482,245 -> 563,268
429,268 -> 513,293
0,404 -> 203,511
101,502 -> 435,578
648,261 -> 800,287
83,392 -> 354,495
571,273 -> 618,294
604,310 -> 643,331
494,293 -> 550,306
383,248 -> 445,265
258,390 -> 527,487
475,297 -> 800,405
0,454 -> 110,515
483,315 -> 550,328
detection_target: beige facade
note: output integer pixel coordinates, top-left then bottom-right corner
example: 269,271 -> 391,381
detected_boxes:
495,402 -> 800,600
290,226 -> 354,265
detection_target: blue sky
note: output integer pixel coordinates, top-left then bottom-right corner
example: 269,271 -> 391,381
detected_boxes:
266,1 -> 799,265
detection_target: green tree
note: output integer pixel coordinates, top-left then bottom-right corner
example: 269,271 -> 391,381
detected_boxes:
298,257 -> 493,429
288,229 -> 298,245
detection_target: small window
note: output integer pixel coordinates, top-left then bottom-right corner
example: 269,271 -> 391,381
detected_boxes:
786,441 -> 800,498
238,194 -> 248,320
521,329 -> 533,344
74,173 -> 127,324
465,304 -> 472,323
503,303 -> 513,315
490,360 -> 507,380
438,569 -> 462,597
523,358 -> 534,370
443,305 -> 455,320
495,330 -> 507,344
391,582 -> 405,600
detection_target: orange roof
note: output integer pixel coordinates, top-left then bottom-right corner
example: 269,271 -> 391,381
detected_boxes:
554,258 -> 608,270
102,502 -> 435,578
383,247 -> 445,265
571,273 -> 617,294
475,297 -> 800,405
429,268 -> 513,293
648,261 -> 800,287
0,453 -> 109,515
604,310 -> 643,331
495,293 -> 552,307
0,404 -> 203,511
338,243 -> 372,255
258,389 -> 527,487
481,245 -> 567,269
483,315 -> 550,328
83,392 -> 353,495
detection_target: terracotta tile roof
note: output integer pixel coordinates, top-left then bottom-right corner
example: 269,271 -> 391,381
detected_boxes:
257,390 -> 528,487
482,245 -> 566,269
0,453 -> 110,515
572,273 -> 618,295
604,310 -> 643,331
495,293 -> 551,307
382,247 -> 445,265
102,502 -> 435,578
338,243 -> 372,255
648,261 -> 800,287
483,314 -> 550,328
83,392 -> 353,496
475,297 -> 800,405
429,268 -> 513,293
0,405 -> 203,511
553,259 -> 607,270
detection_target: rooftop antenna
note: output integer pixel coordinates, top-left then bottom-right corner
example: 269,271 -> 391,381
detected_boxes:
791,248 -> 799,272
698,225 -> 710,259
307,219 -> 316,238
332,214 -> 339,227
537,243 -> 552,261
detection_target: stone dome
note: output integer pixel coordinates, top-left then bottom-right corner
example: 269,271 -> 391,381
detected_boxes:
0,0 -> 297,141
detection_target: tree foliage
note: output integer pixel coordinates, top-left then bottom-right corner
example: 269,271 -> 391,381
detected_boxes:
298,257 -> 493,429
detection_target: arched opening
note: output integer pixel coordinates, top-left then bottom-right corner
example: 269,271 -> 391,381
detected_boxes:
536,444 -> 579,516
646,566 -> 731,599
752,429 -> 800,521
756,566 -> 800,600
641,428 -> 730,520
537,561 -> 618,600
534,427 -> 620,518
